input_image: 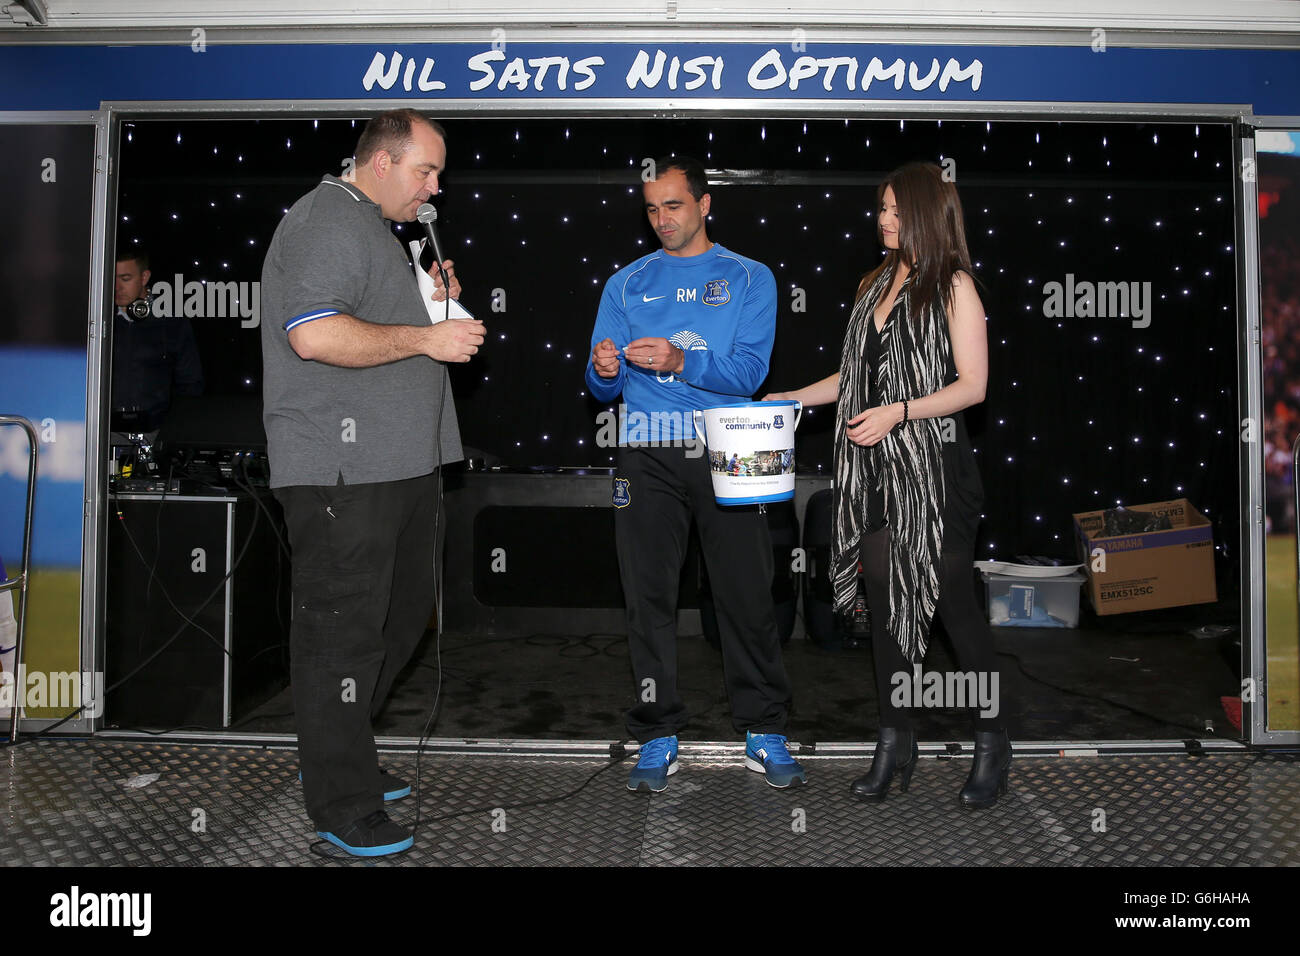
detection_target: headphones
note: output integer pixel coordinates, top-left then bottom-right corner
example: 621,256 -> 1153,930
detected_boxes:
124,296 -> 152,320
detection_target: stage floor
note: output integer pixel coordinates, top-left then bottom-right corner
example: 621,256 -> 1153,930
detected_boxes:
226,612 -> 1245,743
3,739 -> 1297,866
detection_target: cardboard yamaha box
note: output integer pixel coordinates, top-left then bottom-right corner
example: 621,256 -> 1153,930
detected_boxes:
1072,498 -> 1217,615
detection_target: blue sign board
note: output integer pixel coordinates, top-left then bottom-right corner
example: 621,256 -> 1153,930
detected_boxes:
1,42 -> 1298,115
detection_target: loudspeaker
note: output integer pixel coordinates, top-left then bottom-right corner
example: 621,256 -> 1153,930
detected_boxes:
440,471 -> 831,636
105,491 -> 290,728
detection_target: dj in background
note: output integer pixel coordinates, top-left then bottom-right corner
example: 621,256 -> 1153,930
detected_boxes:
110,249 -> 204,433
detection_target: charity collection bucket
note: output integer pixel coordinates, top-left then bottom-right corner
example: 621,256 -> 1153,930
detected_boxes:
692,400 -> 802,506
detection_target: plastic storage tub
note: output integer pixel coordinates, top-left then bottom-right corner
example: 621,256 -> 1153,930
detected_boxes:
981,570 -> 1086,628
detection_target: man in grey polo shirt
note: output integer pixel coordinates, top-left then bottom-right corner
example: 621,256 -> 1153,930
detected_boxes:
261,109 -> 484,857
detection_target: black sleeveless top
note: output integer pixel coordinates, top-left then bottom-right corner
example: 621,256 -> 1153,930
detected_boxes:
863,299 -> 984,554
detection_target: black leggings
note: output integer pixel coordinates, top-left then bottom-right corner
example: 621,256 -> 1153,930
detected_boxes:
858,526 -> 1005,733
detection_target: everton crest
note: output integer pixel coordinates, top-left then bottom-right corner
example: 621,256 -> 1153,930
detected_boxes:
702,278 -> 730,307
612,477 -> 631,508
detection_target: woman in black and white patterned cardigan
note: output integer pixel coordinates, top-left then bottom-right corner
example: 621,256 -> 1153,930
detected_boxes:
766,161 -> 1009,808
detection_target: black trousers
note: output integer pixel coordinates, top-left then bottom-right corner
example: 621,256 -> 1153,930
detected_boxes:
274,472 -> 439,833
858,525 -> 1004,734
615,446 -> 792,742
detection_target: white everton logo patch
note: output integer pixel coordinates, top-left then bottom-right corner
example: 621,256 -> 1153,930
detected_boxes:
669,330 -> 708,352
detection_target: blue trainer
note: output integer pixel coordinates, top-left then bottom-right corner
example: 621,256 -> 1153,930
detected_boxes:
316,810 -> 413,857
745,732 -> 807,788
627,736 -> 679,792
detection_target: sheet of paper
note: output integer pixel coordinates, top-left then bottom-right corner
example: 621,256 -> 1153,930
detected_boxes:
408,238 -> 474,323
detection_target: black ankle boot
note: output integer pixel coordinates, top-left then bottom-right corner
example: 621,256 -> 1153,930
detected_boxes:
850,727 -> 918,802
959,729 -> 1012,809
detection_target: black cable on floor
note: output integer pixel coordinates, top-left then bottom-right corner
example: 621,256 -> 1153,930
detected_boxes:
411,742 -> 638,829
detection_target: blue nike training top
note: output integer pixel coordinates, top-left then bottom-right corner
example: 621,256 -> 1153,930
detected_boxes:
585,243 -> 778,441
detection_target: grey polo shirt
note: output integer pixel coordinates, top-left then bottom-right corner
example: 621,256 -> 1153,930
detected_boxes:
260,174 -> 462,488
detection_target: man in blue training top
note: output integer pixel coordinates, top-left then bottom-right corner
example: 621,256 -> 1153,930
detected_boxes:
586,155 -> 806,792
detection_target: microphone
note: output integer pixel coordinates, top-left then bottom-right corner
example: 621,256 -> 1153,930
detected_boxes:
416,203 -> 449,291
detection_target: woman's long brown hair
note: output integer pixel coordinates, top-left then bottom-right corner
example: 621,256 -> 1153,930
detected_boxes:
856,161 -> 975,321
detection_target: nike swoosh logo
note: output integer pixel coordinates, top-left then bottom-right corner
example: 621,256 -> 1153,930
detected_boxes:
642,294 -> 666,302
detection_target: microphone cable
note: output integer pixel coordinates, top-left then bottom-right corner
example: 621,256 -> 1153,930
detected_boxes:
410,255 -> 454,839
